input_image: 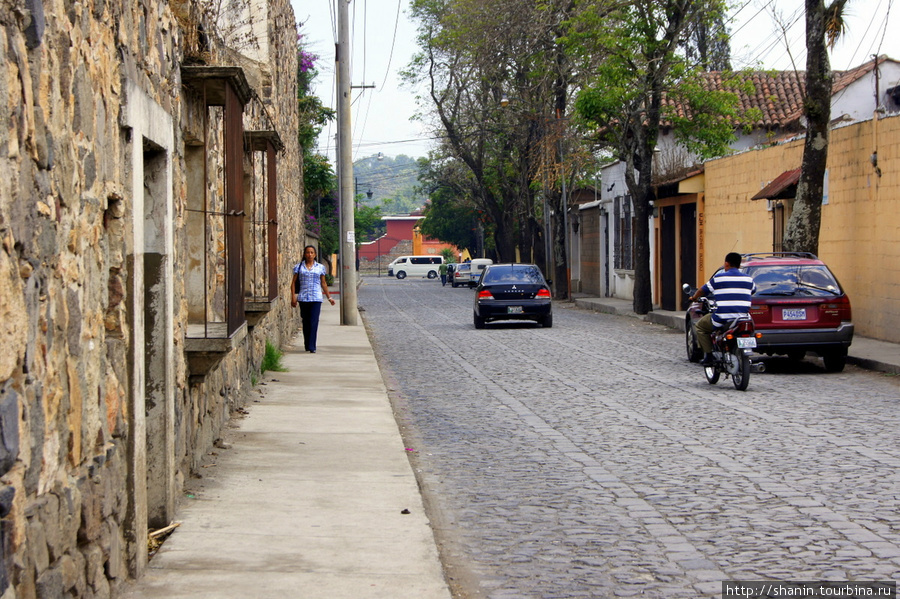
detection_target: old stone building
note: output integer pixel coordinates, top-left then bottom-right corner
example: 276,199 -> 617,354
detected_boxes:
0,0 -> 304,596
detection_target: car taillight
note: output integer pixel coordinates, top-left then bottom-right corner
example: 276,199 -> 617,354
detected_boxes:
478,289 -> 494,299
825,295 -> 852,320
536,288 -> 551,298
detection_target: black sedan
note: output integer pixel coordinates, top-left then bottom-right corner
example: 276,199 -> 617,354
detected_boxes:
473,264 -> 552,328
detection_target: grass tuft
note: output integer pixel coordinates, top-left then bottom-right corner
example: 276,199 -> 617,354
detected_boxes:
261,340 -> 288,373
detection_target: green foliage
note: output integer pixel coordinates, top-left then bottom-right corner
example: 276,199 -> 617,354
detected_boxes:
261,340 -> 287,373
420,189 -> 479,251
306,197 -> 339,259
572,0 -> 733,145
663,74 -> 739,160
298,25 -> 338,259
354,204 -> 384,244
440,248 -> 456,262
297,33 -> 335,153
304,153 -> 335,203
353,154 -> 426,214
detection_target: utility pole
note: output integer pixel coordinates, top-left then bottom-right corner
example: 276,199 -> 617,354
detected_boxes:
336,0 -> 357,325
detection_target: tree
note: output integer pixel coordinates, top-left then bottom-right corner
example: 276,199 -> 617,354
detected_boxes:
782,0 -> 848,255
418,157 -> 480,252
354,204 -> 383,243
405,0 -> 589,296
573,0 -> 734,314
297,28 -> 338,267
683,14 -> 732,71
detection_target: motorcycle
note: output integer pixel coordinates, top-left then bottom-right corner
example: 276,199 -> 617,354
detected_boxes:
682,283 -> 764,391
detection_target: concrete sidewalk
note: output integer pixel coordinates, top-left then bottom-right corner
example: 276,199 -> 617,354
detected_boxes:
119,304 -> 451,599
572,295 -> 900,375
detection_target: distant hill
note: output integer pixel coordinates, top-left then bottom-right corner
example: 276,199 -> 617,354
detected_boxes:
353,154 -> 427,215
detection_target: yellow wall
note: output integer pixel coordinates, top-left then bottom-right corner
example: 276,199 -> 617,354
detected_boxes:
704,114 -> 900,341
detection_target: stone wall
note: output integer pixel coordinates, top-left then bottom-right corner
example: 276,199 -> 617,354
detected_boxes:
0,0 -> 304,596
358,240 -> 414,273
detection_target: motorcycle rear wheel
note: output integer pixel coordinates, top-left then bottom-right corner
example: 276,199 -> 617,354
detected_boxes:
704,364 -> 720,384
731,347 -> 750,391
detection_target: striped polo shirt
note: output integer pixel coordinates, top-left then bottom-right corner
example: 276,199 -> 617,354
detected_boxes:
702,267 -> 757,327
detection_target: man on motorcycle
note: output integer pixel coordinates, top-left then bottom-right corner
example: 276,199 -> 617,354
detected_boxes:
689,252 -> 757,366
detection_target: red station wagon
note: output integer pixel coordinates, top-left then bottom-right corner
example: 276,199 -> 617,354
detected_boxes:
740,252 -> 854,372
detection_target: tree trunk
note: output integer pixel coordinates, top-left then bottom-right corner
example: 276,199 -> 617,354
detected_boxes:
490,204 -> 517,262
632,184 -> 653,314
551,190 -> 569,299
784,0 -> 832,255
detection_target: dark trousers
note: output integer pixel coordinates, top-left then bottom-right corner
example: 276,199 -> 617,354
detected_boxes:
299,301 -> 322,351
440,274 -> 447,286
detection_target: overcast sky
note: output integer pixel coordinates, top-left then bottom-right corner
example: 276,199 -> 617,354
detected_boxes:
291,0 -> 899,163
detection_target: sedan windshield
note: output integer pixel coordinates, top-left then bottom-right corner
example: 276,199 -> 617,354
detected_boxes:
743,265 -> 841,297
482,265 -> 545,285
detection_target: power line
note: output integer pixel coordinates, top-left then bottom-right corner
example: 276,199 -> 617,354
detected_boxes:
843,0 -> 886,69
378,0 -> 403,92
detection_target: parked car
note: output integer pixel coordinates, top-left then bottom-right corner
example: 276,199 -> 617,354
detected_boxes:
685,252 -> 853,372
468,258 -> 493,286
452,263 -> 472,287
473,264 -> 552,328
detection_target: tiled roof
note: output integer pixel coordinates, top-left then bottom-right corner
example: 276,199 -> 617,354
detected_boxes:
662,70 -> 805,129
661,56 -> 897,130
751,168 -> 801,200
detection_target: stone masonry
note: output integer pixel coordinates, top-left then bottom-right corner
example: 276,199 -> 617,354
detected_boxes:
0,0 -> 304,597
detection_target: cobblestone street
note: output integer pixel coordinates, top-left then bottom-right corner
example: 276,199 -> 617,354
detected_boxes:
359,276 -> 900,599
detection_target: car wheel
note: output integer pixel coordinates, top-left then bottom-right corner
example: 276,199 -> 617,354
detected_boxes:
685,317 -> 702,363
473,313 -> 486,329
396,271 -> 407,280
427,271 -> 437,279
541,313 -> 553,328
452,282 -> 458,288
822,348 -> 847,373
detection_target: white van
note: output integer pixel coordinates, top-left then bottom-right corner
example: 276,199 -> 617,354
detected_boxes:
468,258 -> 493,285
387,255 -> 444,279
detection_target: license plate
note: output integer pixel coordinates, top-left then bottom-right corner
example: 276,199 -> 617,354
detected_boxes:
737,337 -> 757,349
783,308 -> 807,320
507,306 -> 523,314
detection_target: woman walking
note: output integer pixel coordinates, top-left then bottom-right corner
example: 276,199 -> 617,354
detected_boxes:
290,245 -> 335,353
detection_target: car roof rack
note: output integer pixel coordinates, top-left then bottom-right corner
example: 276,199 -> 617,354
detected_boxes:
742,252 -> 819,261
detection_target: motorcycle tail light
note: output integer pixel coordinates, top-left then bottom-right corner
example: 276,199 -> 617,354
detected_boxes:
756,332 -> 762,339
725,333 -> 734,340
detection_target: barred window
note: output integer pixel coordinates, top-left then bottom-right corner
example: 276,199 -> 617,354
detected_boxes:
183,71 -> 249,340
614,195 -> 634,270
244,133 -> 281,305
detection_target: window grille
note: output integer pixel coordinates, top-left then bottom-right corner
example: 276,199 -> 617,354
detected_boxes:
614,195 -> 634,270
182,70 -> 249,340
244,132 -> 282,304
